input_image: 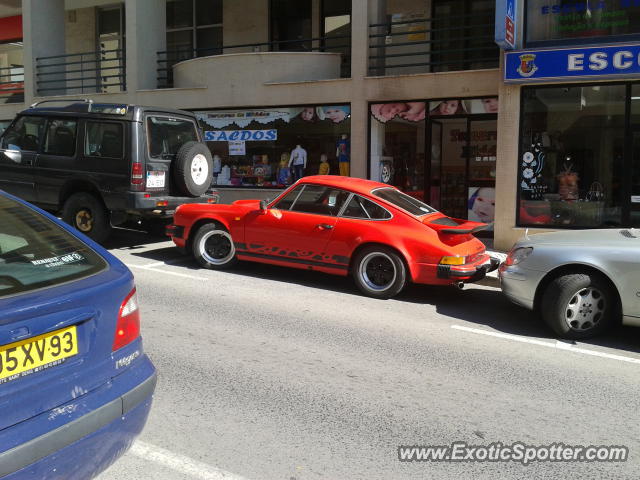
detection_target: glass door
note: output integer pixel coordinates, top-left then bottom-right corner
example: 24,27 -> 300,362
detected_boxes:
432,117 -> 468,219
270,0 -> 312,51
97,5 -> 125,93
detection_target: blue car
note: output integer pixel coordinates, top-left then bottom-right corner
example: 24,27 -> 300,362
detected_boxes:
0,191 -> 156,479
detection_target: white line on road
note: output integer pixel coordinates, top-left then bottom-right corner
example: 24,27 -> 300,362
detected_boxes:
451,325 -> 640,365
126,263 -> 208,281
141,258 -> 190,269
130,441 -> 251,480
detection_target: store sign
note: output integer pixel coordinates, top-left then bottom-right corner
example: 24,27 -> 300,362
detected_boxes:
505,43 -> 640,82
526,0 -> 640,45
204,129 -> 277,141
228,141 -> 246,156
495,0 -> 517,49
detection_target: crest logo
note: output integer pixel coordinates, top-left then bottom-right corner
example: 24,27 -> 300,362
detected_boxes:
517,54 -> 538,77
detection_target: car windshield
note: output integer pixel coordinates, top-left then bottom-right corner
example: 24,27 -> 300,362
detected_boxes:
0,195 -> 107,298
372,188 -> 437,216
147,115 -> 198,159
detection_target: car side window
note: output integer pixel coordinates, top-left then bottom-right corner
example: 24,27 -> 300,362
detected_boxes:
341,195 -> 392,220
85,121 -> 123,158
273,185 -> 304,210
0,116 -> 46,152
290,185 -> 349,216
43,119 -> 78,157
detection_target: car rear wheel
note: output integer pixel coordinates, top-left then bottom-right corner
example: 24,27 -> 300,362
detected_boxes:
352,246 -> 406,299
173,141 -> 213,197
541,272 -> 618,339
192,223 -> 237,269
62,193 -> 111,243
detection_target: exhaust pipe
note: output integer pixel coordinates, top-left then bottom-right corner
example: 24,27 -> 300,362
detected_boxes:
455,282 -> 465,290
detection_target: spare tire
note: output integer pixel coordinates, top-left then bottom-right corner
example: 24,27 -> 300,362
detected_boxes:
173,141 -> 213,197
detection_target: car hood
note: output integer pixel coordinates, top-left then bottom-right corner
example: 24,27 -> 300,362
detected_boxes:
520,228 -> 640,247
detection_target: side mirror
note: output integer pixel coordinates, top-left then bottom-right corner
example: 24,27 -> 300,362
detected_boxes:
259,200 -> 268,213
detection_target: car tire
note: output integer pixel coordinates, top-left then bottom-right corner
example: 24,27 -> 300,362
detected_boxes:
173,141 -> 213,197
352,246 -> 407,299
192,223 -> 237,269
62,192 -> 111,243
541,272 -> 618,339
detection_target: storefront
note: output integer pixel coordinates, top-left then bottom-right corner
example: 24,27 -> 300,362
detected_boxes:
369,98 -> 498,229
500,0 -> 640,231
194,104 -> 350,190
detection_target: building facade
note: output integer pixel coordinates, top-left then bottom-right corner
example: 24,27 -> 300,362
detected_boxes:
5,0 -> 635,250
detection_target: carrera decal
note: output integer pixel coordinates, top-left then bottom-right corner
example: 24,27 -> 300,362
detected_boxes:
237,251 -> 348,270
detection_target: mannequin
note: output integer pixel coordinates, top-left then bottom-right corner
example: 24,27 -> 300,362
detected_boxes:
318,153 -> 330,175
288,143 -> 307,182
211,154 -> 222,185
277,152 -> 292,185
336,133 -> 350,176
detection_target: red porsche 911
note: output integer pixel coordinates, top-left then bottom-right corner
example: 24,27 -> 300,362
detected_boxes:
167,176 -> 499,299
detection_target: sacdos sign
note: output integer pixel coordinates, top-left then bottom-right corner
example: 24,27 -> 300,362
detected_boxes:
204,129 -> 277,141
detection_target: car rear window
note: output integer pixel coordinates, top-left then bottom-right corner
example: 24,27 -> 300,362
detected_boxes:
147,115 -> 198,159
0,195 -> 107,298
372,188 -> 437,216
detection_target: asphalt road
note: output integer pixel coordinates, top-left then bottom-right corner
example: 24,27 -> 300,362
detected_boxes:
98,227 -> 640,480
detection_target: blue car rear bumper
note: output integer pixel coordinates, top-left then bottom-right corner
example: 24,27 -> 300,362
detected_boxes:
0,354 -> 156,480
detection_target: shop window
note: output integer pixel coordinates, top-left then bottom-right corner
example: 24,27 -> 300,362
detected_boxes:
44,119 -> 78,157
369,102 -> 426,196
519,85 -> 625,228
196,105 -> 351,189
525,0 -> 640,47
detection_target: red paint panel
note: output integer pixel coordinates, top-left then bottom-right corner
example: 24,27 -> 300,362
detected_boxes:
0,16 -> 22,43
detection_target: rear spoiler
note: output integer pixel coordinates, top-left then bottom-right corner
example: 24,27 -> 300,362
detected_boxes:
423,214 -> 490,235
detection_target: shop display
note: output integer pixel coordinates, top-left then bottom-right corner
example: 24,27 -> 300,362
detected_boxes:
336,134 -> 350,176
196,105 -> 350,189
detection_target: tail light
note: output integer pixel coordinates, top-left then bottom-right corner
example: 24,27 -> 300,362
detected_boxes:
131,162 -> 144,185
113,287 -> 141,351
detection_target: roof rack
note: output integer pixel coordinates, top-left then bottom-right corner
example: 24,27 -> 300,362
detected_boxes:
30,98 -> 93,108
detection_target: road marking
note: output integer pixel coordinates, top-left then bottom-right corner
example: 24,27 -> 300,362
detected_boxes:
130,441 -> 250,480
451,325 -> 640,365
142,258 -> 190,269
126,263 -> 208,281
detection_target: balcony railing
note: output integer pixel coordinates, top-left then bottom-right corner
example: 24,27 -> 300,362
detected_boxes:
0,65 -> 24,104
35,48 -> 126,96
157,34 -> 351,88
368,13 -> 499,76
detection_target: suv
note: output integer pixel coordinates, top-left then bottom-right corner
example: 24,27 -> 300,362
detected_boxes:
0,100 -> 217,242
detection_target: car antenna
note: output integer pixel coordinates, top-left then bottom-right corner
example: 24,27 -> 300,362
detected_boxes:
524,228 -> 530,239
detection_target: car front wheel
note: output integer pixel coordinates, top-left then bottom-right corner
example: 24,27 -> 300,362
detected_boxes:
192,223 -> 237,269
541,272 -> 618,339
352,246 -> 407,299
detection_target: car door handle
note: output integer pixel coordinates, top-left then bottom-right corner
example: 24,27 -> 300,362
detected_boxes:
317,223 -> 334,230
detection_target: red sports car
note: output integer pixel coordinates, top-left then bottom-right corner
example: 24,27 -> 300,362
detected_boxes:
167,176 -> 499,299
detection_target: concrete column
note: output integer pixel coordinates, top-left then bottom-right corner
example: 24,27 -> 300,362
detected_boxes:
493,53 -> 522,251
23,0 -> 65,102
125,0 -> 166,92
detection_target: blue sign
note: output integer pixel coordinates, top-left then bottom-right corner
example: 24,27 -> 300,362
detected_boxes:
505,43 -> 640,82
204,129 -> 277,142
495,0 -> 517,50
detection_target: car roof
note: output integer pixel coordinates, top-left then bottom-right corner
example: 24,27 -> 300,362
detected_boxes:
18,102 -> 197,122
298,175 -> 392,196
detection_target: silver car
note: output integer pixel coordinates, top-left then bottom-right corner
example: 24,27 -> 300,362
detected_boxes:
499,229 -> 640,339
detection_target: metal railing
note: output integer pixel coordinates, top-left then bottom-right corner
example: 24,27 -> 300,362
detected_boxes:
368,13 -> 499,75
35,48 -> 126,96
157,34 -> 351,88
0,65 -> 24,104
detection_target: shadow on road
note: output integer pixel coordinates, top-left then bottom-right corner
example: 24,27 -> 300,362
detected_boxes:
106,226 -> 640,356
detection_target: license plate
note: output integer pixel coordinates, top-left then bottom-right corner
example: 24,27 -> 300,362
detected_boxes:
0,326 -> 78,384
146,171 -> 165,188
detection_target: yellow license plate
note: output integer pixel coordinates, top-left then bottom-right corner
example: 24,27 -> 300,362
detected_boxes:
0,326 -> 78,383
